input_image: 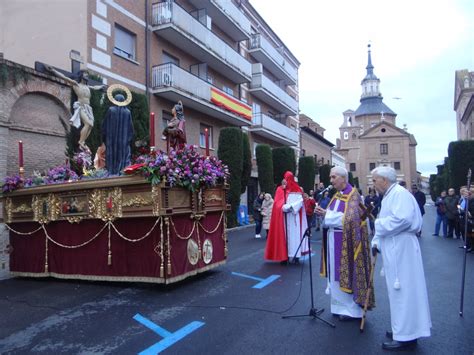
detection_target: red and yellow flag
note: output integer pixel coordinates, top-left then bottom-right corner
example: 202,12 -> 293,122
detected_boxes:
210,88 -> 252,120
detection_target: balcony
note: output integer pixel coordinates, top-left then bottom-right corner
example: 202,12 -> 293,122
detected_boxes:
248,33 -> 298,85
151,63 -> 251,126
249,113 -> 298,146
249,64 -> 298,116
151,1 -> 252,83
188,0 -> 251,41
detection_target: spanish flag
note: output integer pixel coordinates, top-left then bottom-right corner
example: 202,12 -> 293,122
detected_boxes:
210,87 -> 252,120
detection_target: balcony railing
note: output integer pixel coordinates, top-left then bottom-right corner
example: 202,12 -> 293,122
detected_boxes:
188,0 -> 251,41
151,63 -> 251,126
250,66 -> 298,115
251,113 -> 298,145
249,33 -> 297,85
151,1 -> 252,83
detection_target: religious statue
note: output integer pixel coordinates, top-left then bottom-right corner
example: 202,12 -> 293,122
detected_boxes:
101,84 -> 134,175
162,100 -> 186,151
46,66 -> 105,152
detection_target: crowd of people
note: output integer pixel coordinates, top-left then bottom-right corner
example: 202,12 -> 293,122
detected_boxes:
249,166 -> 462,350
432,187 -> 473,251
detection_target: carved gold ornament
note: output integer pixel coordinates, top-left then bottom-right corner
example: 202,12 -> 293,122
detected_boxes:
187,239 -> 199,266
202,239 -> 213,264
107,84 -> 132,106
123,195 -> 152,207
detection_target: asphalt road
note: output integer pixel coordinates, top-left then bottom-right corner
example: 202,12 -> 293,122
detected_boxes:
0,203 -> 473,354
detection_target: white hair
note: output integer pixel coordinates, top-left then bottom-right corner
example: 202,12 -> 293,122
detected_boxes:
372,166 -> 397,183
331,166 -> 348,179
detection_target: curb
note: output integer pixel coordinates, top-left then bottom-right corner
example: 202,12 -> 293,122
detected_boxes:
226,224 -> 255,233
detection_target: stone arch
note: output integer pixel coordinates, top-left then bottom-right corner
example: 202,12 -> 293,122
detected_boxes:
7,90 -> 72,177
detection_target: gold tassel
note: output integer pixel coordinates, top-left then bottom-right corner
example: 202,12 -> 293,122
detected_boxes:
160,265 -> 164,278
108,252 -> 112,266
166,217 -> 172,275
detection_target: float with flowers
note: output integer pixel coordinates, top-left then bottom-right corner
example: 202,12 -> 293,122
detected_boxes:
1,145 -> 230,284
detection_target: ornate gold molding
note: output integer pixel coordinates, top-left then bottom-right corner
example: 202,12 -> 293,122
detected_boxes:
5,197 -> 13,224
123,195 -> 152,207
12,203 -> 32,213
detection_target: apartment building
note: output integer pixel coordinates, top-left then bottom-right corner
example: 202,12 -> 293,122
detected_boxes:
454,69 -> 474,140
1,0 -> 300,201
335,45 -> 418,193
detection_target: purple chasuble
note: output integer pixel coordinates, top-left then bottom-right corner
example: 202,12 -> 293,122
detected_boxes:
328,184 -> 353,281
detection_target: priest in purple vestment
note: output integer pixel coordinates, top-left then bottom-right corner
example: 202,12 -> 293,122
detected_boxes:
315,166 -> 374,321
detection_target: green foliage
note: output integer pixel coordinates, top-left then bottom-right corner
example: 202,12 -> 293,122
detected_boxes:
272,146 -> 296,185
256,144 -> 274,195
298,156 -> 315,194
353,176 -> 360,189
241,133 -> 252,194
319,164 -> 333,186
448,140 -> 474,192
218,128 -> 243,227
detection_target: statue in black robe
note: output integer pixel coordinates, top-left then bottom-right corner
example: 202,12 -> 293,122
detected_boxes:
101,94 -> 133,175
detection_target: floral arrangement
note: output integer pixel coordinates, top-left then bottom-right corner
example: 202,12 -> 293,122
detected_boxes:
2,175 -> 24,193
2,145 -> 227,194
128,145 -> 228,192
72,150 -> 92,173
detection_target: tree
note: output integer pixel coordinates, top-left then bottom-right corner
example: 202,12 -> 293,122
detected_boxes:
272,146 -> 296,185
319,164 -> 333,187
298,156 -> 315,194
448,141 -> 474,191
241,133 -> 252,194
218,128 -> 243,227
256,144 -> 274,195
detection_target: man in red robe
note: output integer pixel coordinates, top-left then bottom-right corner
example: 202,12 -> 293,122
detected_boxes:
265,171 -> 308,264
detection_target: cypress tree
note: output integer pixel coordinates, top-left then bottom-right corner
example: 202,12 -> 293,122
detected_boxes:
272,146 -> 296,185
241,133 -> 251,194
218,127 -> 243,227
298,156 -> 315,194
256,144 -> 274,194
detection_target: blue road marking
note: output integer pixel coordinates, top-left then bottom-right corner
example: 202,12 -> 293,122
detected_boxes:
231,272 -> 280,288
133,313 -> 205,354
133,314 -> 171,338
253,274 -> 280,289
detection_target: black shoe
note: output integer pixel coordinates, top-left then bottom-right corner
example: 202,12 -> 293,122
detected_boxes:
316,228 -> 320,231
386,331 -> 393,339
382,339 -> 417,350
293,257 -> 300,265
280,259 -> 288,265
432,233 -> 439,236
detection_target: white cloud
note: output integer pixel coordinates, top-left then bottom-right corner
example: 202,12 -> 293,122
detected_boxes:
250,0 -> 474,175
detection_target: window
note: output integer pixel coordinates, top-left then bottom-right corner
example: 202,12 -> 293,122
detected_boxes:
163,51 -> 179,66
394,161 -> 401,170
369,162 -> 376,171
199,124 -> 213,149
380,143 -> 388,155
114,25 -> 136,60
352,133 -> 357,139
223,86 -> 234,96
301,149 -> 306,157
343,132 -> 349,140
350,163 -> 356,172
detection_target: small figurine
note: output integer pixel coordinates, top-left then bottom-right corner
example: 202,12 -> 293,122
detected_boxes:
162,100 -> 186,151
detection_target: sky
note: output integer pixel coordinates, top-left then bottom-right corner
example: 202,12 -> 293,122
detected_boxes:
250,0 -> 474,176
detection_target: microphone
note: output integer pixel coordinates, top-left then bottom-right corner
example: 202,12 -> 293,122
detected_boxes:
320,185 -> 333,194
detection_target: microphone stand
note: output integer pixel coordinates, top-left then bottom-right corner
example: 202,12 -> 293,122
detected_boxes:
282,227 -> 336,328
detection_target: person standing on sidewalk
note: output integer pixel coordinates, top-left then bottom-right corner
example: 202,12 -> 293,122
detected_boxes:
412,184 -> 426,237
253,193 -> 264,239
303,193 -> 316,234
445,188 -> 461,239
261,193 -> 274,239
371,166 -> 431,351
433,191 -> 447,237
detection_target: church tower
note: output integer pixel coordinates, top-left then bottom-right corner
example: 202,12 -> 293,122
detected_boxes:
336,44 -> 418,193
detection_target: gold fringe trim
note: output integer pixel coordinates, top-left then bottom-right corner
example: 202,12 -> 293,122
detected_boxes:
164,260 -> 227,284
10,271 -> 166,284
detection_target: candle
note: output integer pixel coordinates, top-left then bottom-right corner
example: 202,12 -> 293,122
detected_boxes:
18,140 -> 24,167
150,112 -> 155,148
204,128 -> 209,157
